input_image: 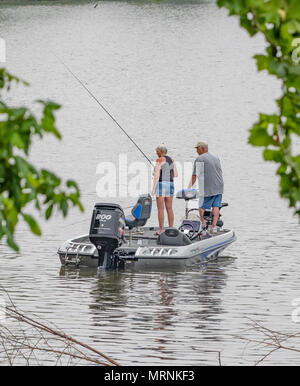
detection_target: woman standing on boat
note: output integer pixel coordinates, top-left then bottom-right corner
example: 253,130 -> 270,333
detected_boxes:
151,144 -> 178,235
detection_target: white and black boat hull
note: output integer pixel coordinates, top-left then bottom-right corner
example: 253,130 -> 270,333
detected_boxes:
57,229 -> 236,270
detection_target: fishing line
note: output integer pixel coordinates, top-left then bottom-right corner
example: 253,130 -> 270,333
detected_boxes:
54,54 -> 154,168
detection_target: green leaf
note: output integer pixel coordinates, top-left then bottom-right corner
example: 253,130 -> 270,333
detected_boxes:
287,0 -> 300,21
22,213 -> 41,236
255,55 -> 270,72
263,149 -> 283,162
269,60 -> 288,78
45,203 -> 54,220
60,200 -> 68,217
10,132 -> 25,148
249,128 -> 276,147
66,179 -> 79,190
6,232 -> 19,252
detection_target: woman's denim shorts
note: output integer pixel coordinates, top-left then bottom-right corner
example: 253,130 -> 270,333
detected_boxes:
156,181 -> 174,197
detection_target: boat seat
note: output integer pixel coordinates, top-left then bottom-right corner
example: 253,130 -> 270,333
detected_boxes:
157,228 -> 192,246
176,189 -> 200,201
125,194 -> 152,230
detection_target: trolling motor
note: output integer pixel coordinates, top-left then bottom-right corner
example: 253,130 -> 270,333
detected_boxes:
89,203 -> 126,269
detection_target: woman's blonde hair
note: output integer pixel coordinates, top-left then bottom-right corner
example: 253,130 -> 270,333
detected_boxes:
156,144 -> 167,154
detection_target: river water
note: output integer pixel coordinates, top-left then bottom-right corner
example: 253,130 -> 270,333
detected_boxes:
0,0 -> 300,366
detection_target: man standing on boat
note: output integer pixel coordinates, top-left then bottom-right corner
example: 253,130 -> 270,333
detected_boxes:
187,141 -> 224,234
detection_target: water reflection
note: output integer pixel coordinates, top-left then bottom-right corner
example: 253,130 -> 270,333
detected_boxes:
59,258 -> 234,364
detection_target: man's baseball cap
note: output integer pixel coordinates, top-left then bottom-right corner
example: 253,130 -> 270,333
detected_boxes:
194,141 -> 208,148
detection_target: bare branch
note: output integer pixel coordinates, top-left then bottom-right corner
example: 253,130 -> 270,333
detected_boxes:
0,289 -> 120,366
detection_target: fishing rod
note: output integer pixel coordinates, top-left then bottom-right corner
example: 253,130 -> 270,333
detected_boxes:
54,54 -> 154,168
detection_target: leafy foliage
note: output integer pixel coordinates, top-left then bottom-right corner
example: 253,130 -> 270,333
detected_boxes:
0,68 -> 84,251
217,0 -> 300,217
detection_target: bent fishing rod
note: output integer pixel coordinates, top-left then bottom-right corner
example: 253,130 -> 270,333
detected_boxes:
54,54 -> 154,168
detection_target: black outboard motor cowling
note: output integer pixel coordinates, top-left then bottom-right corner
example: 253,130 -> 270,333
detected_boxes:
89,203 -> 125,269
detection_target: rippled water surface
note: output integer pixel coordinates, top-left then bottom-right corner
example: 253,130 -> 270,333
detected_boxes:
0,0 -> 300,366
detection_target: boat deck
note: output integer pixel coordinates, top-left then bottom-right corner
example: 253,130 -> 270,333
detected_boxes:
125,227 -> 159,240
69,227 -> 230,247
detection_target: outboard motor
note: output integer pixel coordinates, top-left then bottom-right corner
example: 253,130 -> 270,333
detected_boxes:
89,203 -> 125,269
